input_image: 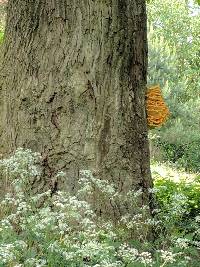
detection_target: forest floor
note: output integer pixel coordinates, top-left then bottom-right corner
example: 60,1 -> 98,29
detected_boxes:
0,149 -> 200,266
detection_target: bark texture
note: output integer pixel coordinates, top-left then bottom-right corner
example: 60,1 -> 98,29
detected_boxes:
0,0 -> 152,219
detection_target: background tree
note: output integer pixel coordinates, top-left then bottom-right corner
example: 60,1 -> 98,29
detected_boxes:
147,0 -> 200,172
0,0 -> 152,220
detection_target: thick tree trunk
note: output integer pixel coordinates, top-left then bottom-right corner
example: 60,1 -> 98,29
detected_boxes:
0,0 -> 152,220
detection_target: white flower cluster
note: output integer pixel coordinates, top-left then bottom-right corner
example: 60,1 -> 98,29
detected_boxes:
159,249 -> 182,265
117,244 -> 153,266
0,147 -> 41,179
0,243 -> 16,264
79,170 -> 116,198
175,238 -> 189,249
0,148 -> 42,193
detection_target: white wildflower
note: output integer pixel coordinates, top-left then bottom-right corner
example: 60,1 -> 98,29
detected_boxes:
159,250 -> 177,264
175,238 -> 189,249
138,251 -> 153,266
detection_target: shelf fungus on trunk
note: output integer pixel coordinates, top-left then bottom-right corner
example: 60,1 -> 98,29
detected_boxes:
146,85 -> 170,128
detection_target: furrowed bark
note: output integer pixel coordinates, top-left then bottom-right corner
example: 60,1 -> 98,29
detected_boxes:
0,0 -> 152,222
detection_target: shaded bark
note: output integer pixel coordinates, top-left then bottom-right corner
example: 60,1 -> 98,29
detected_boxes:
0,0 -> 152,220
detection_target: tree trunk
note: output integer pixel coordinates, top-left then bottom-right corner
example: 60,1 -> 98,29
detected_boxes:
0,0 -> 152,220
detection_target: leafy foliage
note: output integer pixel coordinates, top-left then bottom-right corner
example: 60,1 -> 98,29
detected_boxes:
147,0 -> 200,171
152,163 -> 200,219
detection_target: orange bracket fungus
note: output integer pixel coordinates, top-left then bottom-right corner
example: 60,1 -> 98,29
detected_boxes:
146,85 -> 170,128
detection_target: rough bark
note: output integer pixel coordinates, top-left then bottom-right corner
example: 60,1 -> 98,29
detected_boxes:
0,0 -> 152,220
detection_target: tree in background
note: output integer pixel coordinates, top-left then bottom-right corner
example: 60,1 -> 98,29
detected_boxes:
0,0 -> 152,221
147,0 -> 200,172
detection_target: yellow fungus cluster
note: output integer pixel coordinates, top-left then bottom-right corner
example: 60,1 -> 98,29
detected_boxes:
146,85 -> 170,128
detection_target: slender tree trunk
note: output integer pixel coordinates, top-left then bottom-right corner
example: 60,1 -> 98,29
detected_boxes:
0,0 -> 152,220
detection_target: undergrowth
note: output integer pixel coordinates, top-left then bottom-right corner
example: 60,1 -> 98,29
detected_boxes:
0,149 -> 199,266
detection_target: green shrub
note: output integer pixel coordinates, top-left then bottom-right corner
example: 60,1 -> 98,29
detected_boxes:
154,173 -> 200,219
177,142 -> 200,173
151,163 -> 200,266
